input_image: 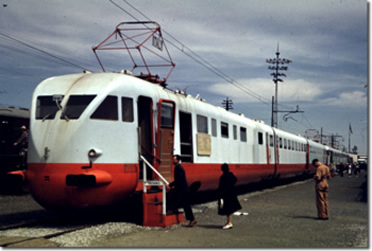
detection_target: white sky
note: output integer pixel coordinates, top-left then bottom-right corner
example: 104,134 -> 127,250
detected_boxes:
0,0 -> 368,153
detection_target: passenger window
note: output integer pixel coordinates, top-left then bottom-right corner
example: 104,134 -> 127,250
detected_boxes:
197,115 -> 208,133
160,102 -> 174,128
221,122 -> 229,138
240,127 -> 247,142
258,132 -> 263,145
36,95 -> 64,120
269,135 -> 273,147
211,118 -> 217,137
63,95 -> 96,120
122,97 -> 134,122
90,96 -> 118,121
233,125 -> 237,140
279,137 -> 283,148
284,139 -> 287,149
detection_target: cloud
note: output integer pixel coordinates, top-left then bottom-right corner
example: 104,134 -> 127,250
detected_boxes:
322,90 -> 367,108
207,78 -> 323,104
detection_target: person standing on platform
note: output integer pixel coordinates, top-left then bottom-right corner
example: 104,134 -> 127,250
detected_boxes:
218,163 -> 242,229
169,154 -> 197,227
312,159 -> 331,220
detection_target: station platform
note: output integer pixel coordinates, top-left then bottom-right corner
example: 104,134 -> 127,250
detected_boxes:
94,171 -> 368,248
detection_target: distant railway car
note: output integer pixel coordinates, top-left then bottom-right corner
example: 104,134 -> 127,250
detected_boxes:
0,106 -> 30,192
21,72 -> 348,209
325,146 -> 350,165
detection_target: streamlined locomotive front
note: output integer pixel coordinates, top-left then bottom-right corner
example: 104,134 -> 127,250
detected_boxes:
27,73 -> 140,209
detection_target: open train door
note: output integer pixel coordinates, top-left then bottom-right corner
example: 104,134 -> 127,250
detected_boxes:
138,96 -> 155,181
156,100 -> 175,182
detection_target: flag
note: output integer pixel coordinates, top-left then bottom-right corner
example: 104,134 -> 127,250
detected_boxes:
349,123 -> 353,134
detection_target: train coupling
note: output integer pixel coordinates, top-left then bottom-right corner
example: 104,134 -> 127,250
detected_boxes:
66,170 -> 112,187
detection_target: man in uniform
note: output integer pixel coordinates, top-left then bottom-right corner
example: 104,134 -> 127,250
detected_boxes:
312,159 -> 331,220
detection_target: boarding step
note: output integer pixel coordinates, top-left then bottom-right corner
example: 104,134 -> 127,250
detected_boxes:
142,188 -> 185,227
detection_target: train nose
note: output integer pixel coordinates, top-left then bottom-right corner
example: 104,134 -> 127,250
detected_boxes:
66,170 -> 112,187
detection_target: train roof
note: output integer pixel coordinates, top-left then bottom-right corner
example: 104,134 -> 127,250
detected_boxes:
0,106 -> 30,119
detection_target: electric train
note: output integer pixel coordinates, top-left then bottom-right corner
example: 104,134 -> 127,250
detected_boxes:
14,71 -> 350,209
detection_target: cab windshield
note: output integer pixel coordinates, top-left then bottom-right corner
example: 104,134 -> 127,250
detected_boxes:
61,95 -> 96,120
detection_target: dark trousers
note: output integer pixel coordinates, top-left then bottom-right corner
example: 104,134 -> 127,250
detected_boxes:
180,192 -> 194,221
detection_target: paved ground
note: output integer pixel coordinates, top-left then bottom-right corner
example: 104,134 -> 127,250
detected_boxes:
92,172 -> 368,248
0,171 -> 368,248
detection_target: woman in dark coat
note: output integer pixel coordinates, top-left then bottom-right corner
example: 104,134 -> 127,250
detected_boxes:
218,163 -> 242,229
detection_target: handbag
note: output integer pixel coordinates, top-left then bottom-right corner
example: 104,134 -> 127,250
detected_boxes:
218,198 -> 225,215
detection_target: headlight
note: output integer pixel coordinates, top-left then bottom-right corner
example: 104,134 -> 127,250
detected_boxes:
88,148 -> 102,158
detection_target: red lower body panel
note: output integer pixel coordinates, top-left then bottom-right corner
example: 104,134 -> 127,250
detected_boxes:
181,162 -> 308,192
26,161 -> 312,209
27,163 -> 139,209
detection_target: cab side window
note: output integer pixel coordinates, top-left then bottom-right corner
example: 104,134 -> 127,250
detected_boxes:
122,97 -> 134,122
91,96 -> 118,121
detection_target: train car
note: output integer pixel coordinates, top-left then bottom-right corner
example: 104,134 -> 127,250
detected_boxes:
325,146 -> 350,166
22,71 -> 342,209
0,106 -> 30,192
308,140 -> 328,165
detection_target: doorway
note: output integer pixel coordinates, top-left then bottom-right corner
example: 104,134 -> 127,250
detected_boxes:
138,96 -> 153,180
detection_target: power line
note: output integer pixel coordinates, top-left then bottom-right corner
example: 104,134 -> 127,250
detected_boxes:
112,0 -> 317,132
109,0 -> 272,107
0,31 -> 90,71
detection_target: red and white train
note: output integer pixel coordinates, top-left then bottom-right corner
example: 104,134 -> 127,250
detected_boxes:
21,71 -> 349,209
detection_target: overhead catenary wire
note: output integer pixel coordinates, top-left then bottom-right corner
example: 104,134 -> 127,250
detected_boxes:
1,2 -> 318,135
110,0 -> 272,107
111,0 -> 324,134
0,31 -> 92,72
119,0 -> 305,113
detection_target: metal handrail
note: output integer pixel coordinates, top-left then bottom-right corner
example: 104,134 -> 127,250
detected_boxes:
140,155 -> 169,185
140,155 -> 169,215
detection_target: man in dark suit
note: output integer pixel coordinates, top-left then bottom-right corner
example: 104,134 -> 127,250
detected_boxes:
169,155 -> 196,227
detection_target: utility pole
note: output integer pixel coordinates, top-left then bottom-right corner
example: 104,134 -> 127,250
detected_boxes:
348,123 -> 353,153
329,134 -> 343,149
222,97 -> 233,111
266,43 -> 292,128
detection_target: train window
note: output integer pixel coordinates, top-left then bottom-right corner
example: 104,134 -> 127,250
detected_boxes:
160,102 -> 174,128
197,115 -> 208,133
269,135 -> 273,147
279,137 -> 283,148
90,96 -> 118,121
240,127 -> 247,142
122,97 -> 134,122
284,139 -> 287,149
211,118 -> 217,137
288,140 -> 291,150
258,132 -> 263,145
63,95 -> 96,120
36,95 -> 64,120
233,125 -> 237,140
221,122 -> 229,138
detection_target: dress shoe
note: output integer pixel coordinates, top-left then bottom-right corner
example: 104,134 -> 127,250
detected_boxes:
184,220 -> 197,227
